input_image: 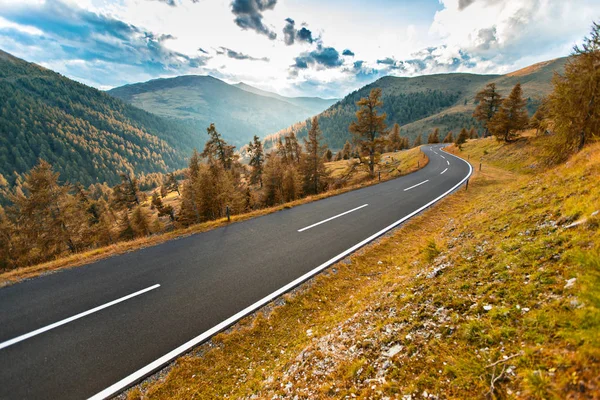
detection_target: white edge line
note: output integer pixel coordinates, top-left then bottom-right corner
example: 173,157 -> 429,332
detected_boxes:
0,284 -> 160,351
298,204 -> 368,232
88,147 -> 473,400
441,168 -> 448,175
403,179 -> 429,191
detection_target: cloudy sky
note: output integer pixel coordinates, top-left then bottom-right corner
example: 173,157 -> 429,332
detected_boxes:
0,0 -> 597,97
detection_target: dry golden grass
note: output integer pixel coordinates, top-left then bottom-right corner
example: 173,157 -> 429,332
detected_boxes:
0,147 -> 429,287
127,138 -> 600,399
326,147 -> 428,186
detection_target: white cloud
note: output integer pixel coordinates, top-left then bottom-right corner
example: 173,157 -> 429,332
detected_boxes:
0,0 -> 598,97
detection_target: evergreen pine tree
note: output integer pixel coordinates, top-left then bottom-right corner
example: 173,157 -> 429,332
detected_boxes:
248,135 -> 265,187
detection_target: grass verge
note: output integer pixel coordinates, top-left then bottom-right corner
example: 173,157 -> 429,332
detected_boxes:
126,137 -> 599,399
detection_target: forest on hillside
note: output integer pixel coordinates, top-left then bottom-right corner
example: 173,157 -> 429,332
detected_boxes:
271,89 -> 462,150
0,52 -> 202,188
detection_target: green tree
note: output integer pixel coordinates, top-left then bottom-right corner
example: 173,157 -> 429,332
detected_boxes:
473,83 -> 503,137
349,88 -> 389,176
248,135 -> 265,187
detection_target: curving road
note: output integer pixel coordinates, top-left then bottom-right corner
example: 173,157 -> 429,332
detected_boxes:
0,145 -> 471,399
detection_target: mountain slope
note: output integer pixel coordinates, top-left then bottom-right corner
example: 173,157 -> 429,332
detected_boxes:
108,76 -> 336,147
234,82 -> 338,115
0,50 -> 201,187
268,57 -> 568,150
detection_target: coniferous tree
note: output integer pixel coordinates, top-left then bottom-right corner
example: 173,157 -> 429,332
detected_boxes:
489,83 -> 529,142
202,123 -> 236,170
413,133 -> 423,147
342,141 -> 353,160
473,83 -> 503,137
131,205 -> 151,237
530,100 -> 549,136
112,172 -> 141,210
119,213 -> 135,240
428,128 -> 440,144
455,128 -> 469,149
276,137 -> 288,164
248,135 -> 265,187
442,131 -> 454,143
0,205 -> 14,269
282,166 -> 302,202
177,150 -> 201,226
548,22 -> 600,154
10,160 -> 76,263
165,173 -> 180,195
324,149 -> 333,162
160,184 -> 168,198
349,88 -> 389,176
468,127 -> 479,139
389,123 -> 402,151
302,117 -> 330,195
262,154 -> 284,206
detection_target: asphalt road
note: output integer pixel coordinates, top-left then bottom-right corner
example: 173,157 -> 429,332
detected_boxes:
0,144 -> 471,399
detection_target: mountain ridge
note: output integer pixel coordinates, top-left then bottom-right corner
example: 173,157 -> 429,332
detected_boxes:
266,57 -> 568,150
107,76 -> 338,147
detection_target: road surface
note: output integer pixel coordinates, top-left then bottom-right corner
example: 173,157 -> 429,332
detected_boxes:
0,144 -> 471,399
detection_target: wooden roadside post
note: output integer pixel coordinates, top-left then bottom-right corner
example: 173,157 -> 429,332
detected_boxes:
226,205 -> 230,222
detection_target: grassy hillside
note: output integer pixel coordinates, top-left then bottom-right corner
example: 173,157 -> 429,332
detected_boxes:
269,57 -> 568,150
126,135 -> 599,399
108,76 -> 336,147
0,50 -> 202,187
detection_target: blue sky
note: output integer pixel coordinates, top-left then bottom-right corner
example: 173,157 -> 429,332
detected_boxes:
0,0 -> 597,97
